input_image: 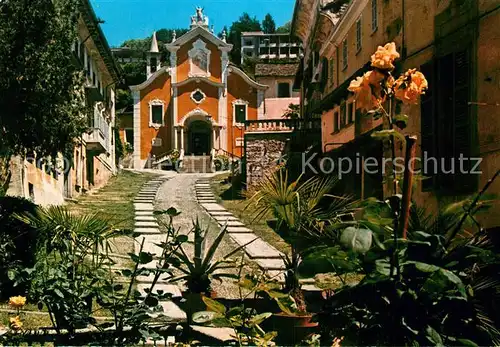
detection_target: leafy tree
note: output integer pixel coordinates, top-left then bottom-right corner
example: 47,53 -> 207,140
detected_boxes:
0,0 -> 88,159
262,13 -> 276,34
276,21 -> 292,33
228,13 -> 262,64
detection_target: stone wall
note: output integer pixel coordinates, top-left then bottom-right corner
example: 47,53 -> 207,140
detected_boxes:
245,133 -> 290,190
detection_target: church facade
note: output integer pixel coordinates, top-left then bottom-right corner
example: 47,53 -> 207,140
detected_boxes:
130,9 -> 268,169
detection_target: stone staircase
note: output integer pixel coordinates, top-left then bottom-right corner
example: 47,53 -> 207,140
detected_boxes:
181,155 -> 212,173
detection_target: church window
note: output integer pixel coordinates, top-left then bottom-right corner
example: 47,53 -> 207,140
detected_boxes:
149,99 -> 165,128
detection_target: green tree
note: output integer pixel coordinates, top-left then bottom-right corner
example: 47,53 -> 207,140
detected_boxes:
228,13 -> 262,64
262,13 -> 276,34
276,21 -> 291,33
0,0 -> 88,158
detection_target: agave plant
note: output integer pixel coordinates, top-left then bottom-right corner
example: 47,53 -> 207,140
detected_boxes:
246,169 -> 355,312
168,219 -> 256,294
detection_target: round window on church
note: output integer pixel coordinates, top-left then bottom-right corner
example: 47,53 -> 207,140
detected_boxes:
191,89 -> 206,104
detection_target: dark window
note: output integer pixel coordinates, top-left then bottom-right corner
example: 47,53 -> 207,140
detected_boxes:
151,105 -> 163,125
329,59 -> 335,86
235,104 -> 246,123
150,57 -> 157,73
420,48 -> 475,193
334,111 -> 339,132
277,83 -> 291,98
372,0 -> 378,31
342,40 -> 348,70
125,129 -> 134,145
340,103 -> 346,128
348,102 -> 354,124
356,19 -> 362,52
28,183 -> 35,202
192,90 -> 205,103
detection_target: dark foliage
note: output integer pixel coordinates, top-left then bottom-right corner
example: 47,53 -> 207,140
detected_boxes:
0,0 -> 88,158
228,13 -> 262,64
0,197 -> 37,299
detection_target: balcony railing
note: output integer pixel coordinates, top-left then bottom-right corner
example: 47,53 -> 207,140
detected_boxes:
85,109 -> 110,154
245,118 -> 321,133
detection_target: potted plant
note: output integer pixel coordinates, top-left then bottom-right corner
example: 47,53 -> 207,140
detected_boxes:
246,169 -> 354,343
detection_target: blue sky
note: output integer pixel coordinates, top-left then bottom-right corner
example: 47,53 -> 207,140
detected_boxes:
90,0 -> 296,47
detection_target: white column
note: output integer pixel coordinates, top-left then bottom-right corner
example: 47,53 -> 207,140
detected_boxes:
180,127 -> 185,154
174,127 -> 178,150
257,90 -> 265,120
132,90 -> 141,169
212,127 -> 217,149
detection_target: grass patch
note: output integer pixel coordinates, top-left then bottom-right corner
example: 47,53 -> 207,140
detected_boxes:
65,170 -> 158,267
210,173 -> 291,255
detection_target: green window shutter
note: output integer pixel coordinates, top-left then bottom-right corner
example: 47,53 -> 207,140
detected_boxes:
420,60 -> 437,191
235,105 -> 246,123
151,105 -> 163,125
340,103 -> 346,128
452,48 -> 476,193
334,111 -> 339,132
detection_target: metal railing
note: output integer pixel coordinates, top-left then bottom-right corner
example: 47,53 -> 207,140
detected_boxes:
244,118 -> 322,133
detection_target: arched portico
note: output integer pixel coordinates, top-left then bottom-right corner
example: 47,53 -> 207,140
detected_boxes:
174,108 -> 221,156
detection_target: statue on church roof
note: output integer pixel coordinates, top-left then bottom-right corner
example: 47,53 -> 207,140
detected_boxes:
190,6 -> 209,28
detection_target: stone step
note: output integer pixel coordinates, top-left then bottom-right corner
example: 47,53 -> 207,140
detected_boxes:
254,258 -> 286,270
134,203 -> 154,211
226,226 -> 253,233
229,234 -> 282,259
135,221 -> 158,228
218,220 -> 245,227
134,228 -> 161,234
211,215 -> 239,222
209,211 -> 234,216
135,216 -> 156,222
201,203 -> 226,212
136,211 -> 155,216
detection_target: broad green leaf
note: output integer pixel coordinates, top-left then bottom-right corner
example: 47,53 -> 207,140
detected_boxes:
394,114 -> 409,128
249,312 -> 272,326
340,226 -> 373,254
121,269 -> 133,277
192,311 -> 221,324
138,252 -> 154,264
423,268 -> 466,297
371,129 -> 407,145
144,296 -> 159,307
457,339 -> 478,347
166,207 -> 181,216
274,296 -> 298,316
425,325 -> 444,346
176,235 -> 189,243
202,296 -> 226,315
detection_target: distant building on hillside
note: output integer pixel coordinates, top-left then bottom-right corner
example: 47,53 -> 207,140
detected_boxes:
111,46 -> 144,63
255,63 -> 300,119
240,31 -> 303,64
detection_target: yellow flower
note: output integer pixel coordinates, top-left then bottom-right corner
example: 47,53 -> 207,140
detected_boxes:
371,42 -> 400,70
8,296 -> 26,309
394,68 -> 428,104
348,70 -> 385,111
9,316 -> 23,330
331,336 -> 344,347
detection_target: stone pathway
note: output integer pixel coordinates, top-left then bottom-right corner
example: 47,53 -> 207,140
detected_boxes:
132,175 -> 186,322
195,179 -> 287,273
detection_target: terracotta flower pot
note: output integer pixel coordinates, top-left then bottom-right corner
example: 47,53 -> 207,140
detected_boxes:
272,312 -> 319,344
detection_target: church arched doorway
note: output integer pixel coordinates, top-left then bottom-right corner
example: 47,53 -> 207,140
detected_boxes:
187,120 -> 212,155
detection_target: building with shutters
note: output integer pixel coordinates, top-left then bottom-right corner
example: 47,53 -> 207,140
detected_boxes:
292,0 -> 500,229
6,0 -> 120,206
129,8 -> 273,170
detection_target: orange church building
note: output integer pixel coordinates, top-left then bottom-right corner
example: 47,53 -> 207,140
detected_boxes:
130,8 -> 268,169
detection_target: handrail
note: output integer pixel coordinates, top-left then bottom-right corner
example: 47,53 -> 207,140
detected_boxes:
244,118 -> 321,132
214,148 -> 241,160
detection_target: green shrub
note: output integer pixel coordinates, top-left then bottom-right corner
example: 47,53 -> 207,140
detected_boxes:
0,197 -> 37,299
214,154 -> 229,171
